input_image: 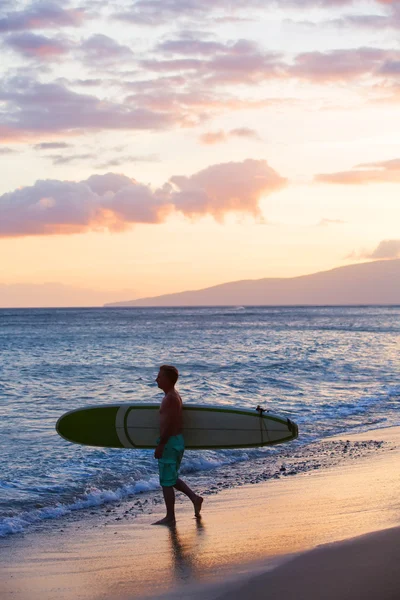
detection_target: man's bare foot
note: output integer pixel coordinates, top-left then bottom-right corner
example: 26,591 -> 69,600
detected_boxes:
193,495 -> 203,518
152,516 -> 176,526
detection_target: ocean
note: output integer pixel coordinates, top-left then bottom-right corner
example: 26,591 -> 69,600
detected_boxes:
0,306 -> 399,537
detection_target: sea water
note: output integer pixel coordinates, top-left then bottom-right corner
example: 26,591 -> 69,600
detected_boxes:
0,306 -> 399,537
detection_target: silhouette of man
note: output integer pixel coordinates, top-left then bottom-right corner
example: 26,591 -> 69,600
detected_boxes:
153,365 -> 203,526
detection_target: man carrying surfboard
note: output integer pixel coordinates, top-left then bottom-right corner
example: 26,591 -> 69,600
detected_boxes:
153,365 -> 203,526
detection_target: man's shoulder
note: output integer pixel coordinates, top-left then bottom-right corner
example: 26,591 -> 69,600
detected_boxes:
163,391 -> 182,405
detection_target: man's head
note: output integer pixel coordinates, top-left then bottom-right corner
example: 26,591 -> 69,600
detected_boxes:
156,365 -> 179,392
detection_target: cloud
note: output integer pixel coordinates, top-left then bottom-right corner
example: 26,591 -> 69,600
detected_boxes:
157,38 -> 227,56
125,84 -> 271,115
368,239 -> 400,259
0,146 -> 16,154
169,158 -> 287,219
331,2 -> 400,31
34,142 -> 71,150
199,127 -> 260,144
79,34 -> 134,67
4,32 -> 71,59
142,39 -> 283,84
95,155 -> 160,169
3,33 -> 397,146
0,76 -> 186,141
0,159 -> 287,237
47,153 -> 97,165
0,173 -> 169,237
315,157 -> 400,184
0,2 -> 85,32
230,127 -> 260,139
318,218 -> 346,226
356,158 -> 400,170
113,0 -> 376,27
114,0 -> 269,26
199,130 -> 227,145
289,47 -> 396,81
140,36 -> 400,97
207,40 -> 283,84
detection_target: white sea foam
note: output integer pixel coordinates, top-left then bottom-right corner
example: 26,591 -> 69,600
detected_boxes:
0,477 -> 160,537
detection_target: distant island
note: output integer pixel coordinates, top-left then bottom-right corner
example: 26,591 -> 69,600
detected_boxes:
105,259 -> 400,307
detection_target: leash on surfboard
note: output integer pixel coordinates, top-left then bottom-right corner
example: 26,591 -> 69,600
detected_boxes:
256,405 -> 270,443
255,405 -> 299,441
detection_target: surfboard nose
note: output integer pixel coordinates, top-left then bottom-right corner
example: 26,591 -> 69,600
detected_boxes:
287,418 -> 299,440
56,406 -> 123,448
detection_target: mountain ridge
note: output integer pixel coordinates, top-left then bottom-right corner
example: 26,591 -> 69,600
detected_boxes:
105,259 -> 400,307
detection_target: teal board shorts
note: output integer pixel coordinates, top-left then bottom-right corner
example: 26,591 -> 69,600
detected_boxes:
158,434 -> 185,487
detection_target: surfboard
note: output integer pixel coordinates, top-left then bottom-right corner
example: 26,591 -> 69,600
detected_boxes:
56,404 -> 298,449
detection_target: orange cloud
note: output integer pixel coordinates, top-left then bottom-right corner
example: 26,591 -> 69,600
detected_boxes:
169,159 -> 287,219
200,127 -> 260,144
315,158 -> 400,184
0,160 -> 287,237
199,130 -> 227,144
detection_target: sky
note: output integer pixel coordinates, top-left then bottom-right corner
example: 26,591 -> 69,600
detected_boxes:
1,0 -> 400,306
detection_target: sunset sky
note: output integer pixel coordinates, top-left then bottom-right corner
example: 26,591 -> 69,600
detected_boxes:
1,0 -> 400,306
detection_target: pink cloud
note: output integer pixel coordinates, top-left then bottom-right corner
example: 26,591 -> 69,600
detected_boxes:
169,159 -> 287,219
142,39 -> 283,84
199,130 -> 227,145
142,36 -> 400,92
0,174 -> 170,237
114,0 -> 267,26
315,158 -> 400,184
368,240 -> 400,259
290,47 -> 394,81
157,39 -> 227,55
332,2 -> 400,31
141,58 -> 204,73
0,3 -> 85,32
207,40 -> 282,84
199,127 -> 260,144
0,77 -> 186,141
0,159 -> 287,237
114,1 -> 375,27
230,127 -> 260,139
5,32 -> 71,59
79,34 -> 134,66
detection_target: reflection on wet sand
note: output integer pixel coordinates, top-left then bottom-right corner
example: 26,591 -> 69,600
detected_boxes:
167,518 -> 206,583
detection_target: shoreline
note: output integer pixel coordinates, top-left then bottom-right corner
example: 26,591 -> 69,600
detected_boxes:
1,425 -> 399,600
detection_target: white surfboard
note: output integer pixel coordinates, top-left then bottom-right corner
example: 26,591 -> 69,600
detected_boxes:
56,404 -> 298,449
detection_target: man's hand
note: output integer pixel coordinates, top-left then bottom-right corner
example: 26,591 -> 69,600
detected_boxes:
154,443 -> 165,459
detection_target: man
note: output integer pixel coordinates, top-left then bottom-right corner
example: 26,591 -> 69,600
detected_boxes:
153,365 -> 203,526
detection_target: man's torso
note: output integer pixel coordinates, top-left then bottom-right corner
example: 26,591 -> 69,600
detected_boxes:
160,390 -> 183,436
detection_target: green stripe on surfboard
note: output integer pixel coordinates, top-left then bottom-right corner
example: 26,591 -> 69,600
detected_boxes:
56,406 -> 124,448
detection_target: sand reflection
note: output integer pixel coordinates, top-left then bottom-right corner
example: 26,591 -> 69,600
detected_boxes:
167,518 -> 206,583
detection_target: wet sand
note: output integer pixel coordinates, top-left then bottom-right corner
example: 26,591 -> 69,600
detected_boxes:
1,426 -> 399,600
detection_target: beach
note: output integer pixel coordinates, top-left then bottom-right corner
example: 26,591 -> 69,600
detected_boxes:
1,425 -> 399,600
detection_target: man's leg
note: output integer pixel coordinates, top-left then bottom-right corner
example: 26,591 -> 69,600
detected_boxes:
174,479 -> 203,517
152,485 -> 176,525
